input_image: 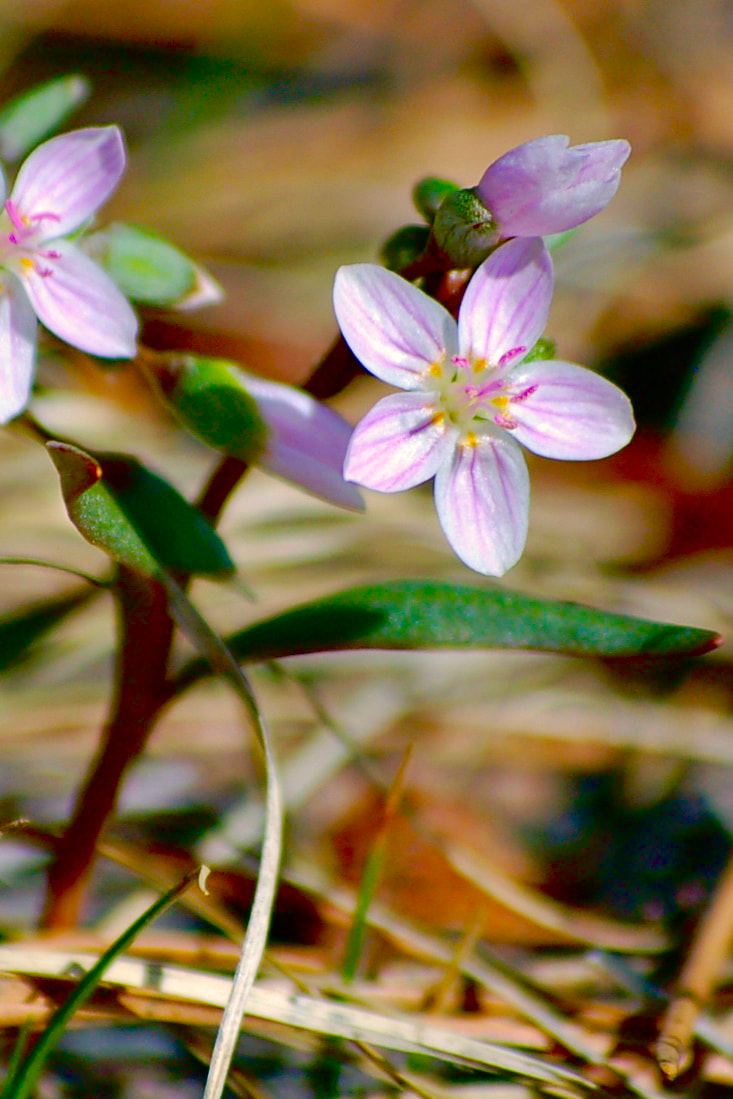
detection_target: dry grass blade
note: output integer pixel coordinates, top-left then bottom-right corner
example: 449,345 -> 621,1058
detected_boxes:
0,945 -> 592,1091
287,868 -> 607,1064
161,578 -> 283,1099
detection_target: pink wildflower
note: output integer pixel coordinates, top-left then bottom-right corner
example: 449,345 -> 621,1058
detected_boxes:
334,237 -> 634,576
0,127 -> 138,423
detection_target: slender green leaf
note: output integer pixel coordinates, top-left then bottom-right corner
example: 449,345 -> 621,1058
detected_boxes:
0,586 -> 98,674
0,75 -> 90,161
47,442 -> 234,577
173,581 -> 719,694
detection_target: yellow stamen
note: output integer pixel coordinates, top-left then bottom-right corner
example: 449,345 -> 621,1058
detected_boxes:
431,410 -> 446,427
472,357 -> 487,374
491,395 -> 509,410
462,431 -> 478,448
429,363 -> 443,377
20,257 -> 33,271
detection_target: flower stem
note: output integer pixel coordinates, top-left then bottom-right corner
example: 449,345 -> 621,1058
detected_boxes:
196,455 -> 250,524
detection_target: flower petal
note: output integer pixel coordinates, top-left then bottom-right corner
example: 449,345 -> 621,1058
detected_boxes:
458,237 -> 552,365
477,135 -> 631,237
434,427 -> 529,576
334,264 -> 458,389
506,360 -> 635,459
20,239 -> 138,358
11,126 -> 126,241
239,372 -> 365,510
344,391 -> 456,492
0,275 -> 37,423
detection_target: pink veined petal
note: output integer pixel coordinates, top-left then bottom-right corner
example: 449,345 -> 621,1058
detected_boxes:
334,264 -> 458,390
240,371 -> 364,510
20,239 -> 138,358
10,127 -> 126,241
434,427 -> 529,576
477,135 -> 631,237
344,391 -> 456,492
0,275 -> 38,423
506,360 -> 636,460
458,237 -> 553,365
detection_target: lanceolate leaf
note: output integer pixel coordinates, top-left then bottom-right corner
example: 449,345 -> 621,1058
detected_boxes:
48,443 -> 234,578
173,580 -> 719,694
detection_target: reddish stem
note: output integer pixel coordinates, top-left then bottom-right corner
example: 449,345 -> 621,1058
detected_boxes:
41,568 -> 175,928
196,456 -> 249,524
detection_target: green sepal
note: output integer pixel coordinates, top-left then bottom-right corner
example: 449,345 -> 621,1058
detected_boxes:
148,354 -> 269,463
431,187 -> 499,268
413,177 -> 460,223
0,75 -> 91,162
380,225 -> 430,272
545,228 -> 579,252
47,443 -> 234,578
522,337 -> 557,363
85,222 -> 203,307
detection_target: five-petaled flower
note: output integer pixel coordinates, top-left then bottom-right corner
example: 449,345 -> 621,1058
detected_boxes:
334,237 -> 635,576
476,134 -> 631,243
0,126 -> 138,424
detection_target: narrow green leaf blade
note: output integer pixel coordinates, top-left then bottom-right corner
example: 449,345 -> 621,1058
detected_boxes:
0,587 -> 97,674
1,873 -> 196,1099
223,581 -> 720,663
0,75 -> 90,161
48,443 -> 234,577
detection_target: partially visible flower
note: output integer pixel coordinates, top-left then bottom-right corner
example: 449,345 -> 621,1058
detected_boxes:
476,134 -> 630,241
334,237 -> 634,575
0,126 -> 138,423
215,368 -> 365,512
431,136 -> 630,269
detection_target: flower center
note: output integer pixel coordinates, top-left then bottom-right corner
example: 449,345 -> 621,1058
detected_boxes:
427,349 -> 536,435
0,200 -> 61,280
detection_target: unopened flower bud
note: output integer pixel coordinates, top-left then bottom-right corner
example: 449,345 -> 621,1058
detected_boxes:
412,177 -> 459,223
523,337 -> 557,363
380,225 -> 430,272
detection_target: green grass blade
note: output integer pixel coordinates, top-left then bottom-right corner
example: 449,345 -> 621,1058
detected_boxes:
1,871 -> 197,1099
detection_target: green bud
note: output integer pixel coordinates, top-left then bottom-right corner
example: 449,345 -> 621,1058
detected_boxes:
412,177 -> 460,223
380,225 -> 430,272
522,337 -> 557,363
431,187 -> 500,268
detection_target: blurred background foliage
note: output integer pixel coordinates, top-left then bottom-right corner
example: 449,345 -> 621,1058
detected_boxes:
3,0 -> 733,1095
